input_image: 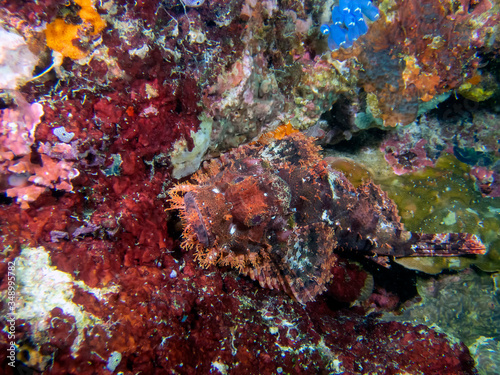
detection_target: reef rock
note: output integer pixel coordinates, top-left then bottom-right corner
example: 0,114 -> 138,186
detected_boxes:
168,130 -> 485,303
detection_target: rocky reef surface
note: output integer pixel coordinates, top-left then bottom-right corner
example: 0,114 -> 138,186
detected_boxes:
0,0 -> 499,373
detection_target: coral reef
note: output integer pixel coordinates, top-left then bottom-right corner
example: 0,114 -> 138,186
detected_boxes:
378,100 -> 500,177
332,0 -> 500,126
199,0 -> 360,149
471,166 -> 500,198
363,101 -> 500,272
0,0 -> 498,373
381,137 -> 435,175
168,131 -> 485,303
383,269 -> 500,373
0,245 -> 478,374
169,115 -> 212,179
458,73 -> 498,102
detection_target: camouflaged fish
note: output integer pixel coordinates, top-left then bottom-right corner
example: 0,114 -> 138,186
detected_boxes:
167,129 -> 485,303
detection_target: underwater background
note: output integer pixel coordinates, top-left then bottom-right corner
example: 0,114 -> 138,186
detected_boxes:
0,0 -> 499,373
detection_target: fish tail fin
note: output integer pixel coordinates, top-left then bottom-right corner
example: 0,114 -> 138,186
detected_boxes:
399,233 -> 486,257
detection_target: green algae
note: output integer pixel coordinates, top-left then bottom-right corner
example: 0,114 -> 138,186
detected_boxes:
375,153 -> 500,272
324,147 -> 500,272
360,151 -> 500,374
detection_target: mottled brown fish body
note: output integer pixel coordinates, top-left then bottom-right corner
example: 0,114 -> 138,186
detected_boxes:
168,132 -> 485,303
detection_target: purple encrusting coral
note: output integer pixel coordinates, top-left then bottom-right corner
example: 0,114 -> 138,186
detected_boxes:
0,0 -> 499,373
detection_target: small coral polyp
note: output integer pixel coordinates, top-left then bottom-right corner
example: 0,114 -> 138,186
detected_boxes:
168,129 -> 485,303
321,0 -> 379,50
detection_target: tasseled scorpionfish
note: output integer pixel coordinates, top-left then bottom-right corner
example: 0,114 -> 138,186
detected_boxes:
168,128 -> 485,303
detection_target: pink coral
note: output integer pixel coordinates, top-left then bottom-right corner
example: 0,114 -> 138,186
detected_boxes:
5,184 -> 46,208
0,93 -> 42,160
0,93 -> 79,209
27,154 -> 79,190
5,151 -> 80,209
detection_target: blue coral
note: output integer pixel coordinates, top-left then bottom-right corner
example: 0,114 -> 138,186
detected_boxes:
321,0 -> 379,50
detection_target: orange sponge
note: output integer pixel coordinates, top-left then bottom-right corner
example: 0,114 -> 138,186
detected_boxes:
76,0 -> 106,36
45,0 -> 106,59
45,19 -> 88,60
255,122 -> 299,145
